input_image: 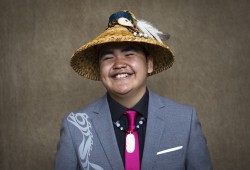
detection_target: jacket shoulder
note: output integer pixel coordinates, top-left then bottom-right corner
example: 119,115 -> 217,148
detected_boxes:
67,95 -> 106,117
151,91 -> 194,112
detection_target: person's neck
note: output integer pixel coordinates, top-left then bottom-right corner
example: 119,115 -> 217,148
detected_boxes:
108,88 -> 147,108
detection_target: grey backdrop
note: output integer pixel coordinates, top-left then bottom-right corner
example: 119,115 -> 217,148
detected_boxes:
1,0 -> 250,170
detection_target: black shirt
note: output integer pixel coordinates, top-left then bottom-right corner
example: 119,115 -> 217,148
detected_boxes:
107,89 -> 149,165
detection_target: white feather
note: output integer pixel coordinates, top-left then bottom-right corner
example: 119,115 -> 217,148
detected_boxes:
136,20 -> 169,42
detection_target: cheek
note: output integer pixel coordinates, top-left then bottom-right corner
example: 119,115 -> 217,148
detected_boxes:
99,63 -> 105,73
99,63 -> 110,77
133,59 -> 148,72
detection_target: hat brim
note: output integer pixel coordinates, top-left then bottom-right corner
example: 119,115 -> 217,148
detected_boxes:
71,25 -> 174,81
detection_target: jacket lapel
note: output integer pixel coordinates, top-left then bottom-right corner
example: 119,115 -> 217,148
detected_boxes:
91,91 -> 172,170
91,95 -> 124,170
141,91 -> 166,170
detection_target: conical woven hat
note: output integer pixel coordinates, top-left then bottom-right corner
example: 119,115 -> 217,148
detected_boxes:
70,12 -> 174,81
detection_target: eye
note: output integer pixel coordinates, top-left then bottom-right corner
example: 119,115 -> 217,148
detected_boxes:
125,53 -> 134,56
125,51 -> 136,57
100,55 -> 113,61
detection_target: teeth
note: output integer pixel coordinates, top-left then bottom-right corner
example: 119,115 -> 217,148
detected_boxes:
116,73 -> 128,78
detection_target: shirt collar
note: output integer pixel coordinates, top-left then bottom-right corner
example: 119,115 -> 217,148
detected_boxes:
107,89 -> 149,122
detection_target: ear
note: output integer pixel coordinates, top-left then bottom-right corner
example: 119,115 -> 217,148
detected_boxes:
147,56 -> 153,74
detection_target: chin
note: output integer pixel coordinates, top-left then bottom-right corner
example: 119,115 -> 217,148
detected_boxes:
109,87 -> 132,96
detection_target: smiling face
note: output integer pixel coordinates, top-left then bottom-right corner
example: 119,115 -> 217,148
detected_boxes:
99,42 -> 153,106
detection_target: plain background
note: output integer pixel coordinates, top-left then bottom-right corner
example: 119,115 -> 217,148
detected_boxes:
1,0 -> 250,169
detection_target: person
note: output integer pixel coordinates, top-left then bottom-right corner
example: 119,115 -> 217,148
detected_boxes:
55,10 -> 212,170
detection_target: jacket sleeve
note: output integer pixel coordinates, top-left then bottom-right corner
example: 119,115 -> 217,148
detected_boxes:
186,108 -> 213,170
55,116 -> 79,170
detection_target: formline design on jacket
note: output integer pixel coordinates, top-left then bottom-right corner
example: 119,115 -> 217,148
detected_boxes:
67,112 -> 104,170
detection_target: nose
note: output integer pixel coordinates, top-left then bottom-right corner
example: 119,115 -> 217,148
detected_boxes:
113,56 -> 127,69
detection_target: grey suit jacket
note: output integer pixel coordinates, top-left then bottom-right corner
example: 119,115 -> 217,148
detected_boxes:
55,90 -> 212,170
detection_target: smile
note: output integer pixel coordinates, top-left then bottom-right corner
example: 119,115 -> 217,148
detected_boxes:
114,73 -> 131,79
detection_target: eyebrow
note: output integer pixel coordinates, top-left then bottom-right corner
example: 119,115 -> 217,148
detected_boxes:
121,46 -> 139,53
100,46 -> 139,56
99,50 -> 114,57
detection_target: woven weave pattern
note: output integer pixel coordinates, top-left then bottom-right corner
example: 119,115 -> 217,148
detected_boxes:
71,25 -> 174,80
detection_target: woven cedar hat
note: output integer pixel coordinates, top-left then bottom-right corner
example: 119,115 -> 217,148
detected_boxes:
71,10 -> 174,80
